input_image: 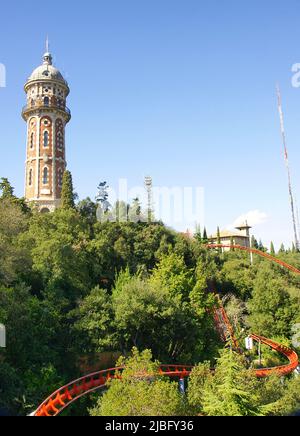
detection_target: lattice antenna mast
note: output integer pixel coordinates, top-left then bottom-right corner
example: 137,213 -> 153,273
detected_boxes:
276,85 -> 300,250
144,176 -> 153,223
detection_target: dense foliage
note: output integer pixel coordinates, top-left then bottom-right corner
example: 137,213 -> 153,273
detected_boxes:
0,177 -> 299,416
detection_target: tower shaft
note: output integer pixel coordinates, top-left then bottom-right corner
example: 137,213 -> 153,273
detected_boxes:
22,49 -> 71,212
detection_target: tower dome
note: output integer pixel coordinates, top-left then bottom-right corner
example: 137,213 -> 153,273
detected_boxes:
25,50 -> 69,93
26,51 -> 68,86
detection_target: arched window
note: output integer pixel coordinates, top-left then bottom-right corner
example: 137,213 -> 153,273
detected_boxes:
58,169 -> 63,187
30,132 -> 34,149
44,96 -> 50,106
42,167 -> 49,185
57,132 -> 63,150
29,169 -> 33,186
44,131 -> 49,148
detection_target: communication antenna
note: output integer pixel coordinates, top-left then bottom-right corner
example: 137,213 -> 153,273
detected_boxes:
295,197 -> 300,245
144,176 -> 153,223
276,85 -> 300,251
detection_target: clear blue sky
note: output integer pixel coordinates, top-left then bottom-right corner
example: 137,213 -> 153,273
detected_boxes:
1,0 -> 300,248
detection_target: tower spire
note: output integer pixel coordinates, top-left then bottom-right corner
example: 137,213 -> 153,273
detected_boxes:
43,37 -> 52,65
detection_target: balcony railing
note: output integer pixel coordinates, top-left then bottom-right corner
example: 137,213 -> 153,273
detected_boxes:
22,102 -> 71,117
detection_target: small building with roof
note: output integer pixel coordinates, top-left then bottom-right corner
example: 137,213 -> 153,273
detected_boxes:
209,222 -> 252,250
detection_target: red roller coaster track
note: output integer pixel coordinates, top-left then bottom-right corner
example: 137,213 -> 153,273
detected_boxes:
34,245 -> 300,417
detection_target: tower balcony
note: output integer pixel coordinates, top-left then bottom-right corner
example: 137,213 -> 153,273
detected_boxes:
22,101 -> 71,122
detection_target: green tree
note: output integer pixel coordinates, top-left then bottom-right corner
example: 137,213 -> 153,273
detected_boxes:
90,349 -> 186,416
187,362 -> 213,414
149,252 -> 193,299
0,178 -> 14,198
128,198 -> 143,223
194,224 -> 202,244
0,199 -> 30,285
247,263 -> 298,338
202,227 -> 208,244
270,242 -> 276,255
61,171 -> 76,210
217,227 -> 221,245
251,236 -> 259,249
73,286 -> 117,354
201,347 -> 262,416
77,197 -> 97,225
279,243 -> 286,253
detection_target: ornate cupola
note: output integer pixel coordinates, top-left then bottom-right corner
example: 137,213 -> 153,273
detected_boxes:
22,42 -> 71,212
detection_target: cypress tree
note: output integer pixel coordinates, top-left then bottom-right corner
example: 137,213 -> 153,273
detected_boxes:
279,243 -> 285,253
217,227 -> 221,245
203,227 -> 208,244
217,227 -> 222,254
251,236 -> 259,250
270,242 -> 276,256
61,170 -> 76,210
195,224 -> 202,244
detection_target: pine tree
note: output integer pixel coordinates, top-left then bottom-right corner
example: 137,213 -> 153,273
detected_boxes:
279,243 -> 285,253
202,347 -> 262,416
129,197 -> 142,223
0,178 -> 14,198
61,170 -> 76,210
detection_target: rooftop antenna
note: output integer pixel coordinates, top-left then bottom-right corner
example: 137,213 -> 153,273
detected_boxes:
46,35 -> 49,53
276,85 -> 300,251
144,176 -> 153,223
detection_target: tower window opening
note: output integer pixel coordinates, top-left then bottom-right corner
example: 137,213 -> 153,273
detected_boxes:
57,132 -> 63,150
44,96 -> 50,106
42,167 -> 49,185
30,132 -> 34,149
29,169 -> 33,186
43,131 -> 49,148
58,169 -> 63,187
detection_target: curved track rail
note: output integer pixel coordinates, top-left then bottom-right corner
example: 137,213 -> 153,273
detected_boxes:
34,245 -> 299,416
34,365 -> 194,417
250,334 -> 299,378
206,244 -> 300,275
